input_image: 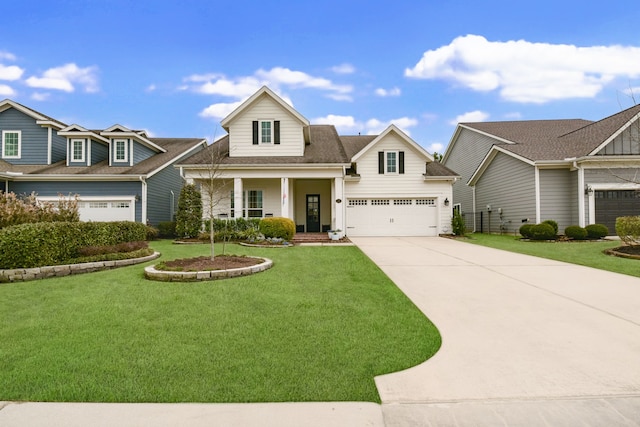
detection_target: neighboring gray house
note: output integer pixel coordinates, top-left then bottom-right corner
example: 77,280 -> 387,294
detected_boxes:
443,104 -> 640,234
0,99 -> 206,225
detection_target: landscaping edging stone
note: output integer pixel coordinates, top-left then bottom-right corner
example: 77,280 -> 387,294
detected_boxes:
144,256 -> 273,282
604,247 -> 640,260
0,252 -> 161,283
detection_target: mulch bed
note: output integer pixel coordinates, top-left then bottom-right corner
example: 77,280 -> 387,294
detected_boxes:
161,255 -> 263,271
605,245 -> 640,260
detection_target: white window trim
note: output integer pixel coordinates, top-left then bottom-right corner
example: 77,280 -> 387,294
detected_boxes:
71,139 -> 85,162
114,139 -> 128,162
385,150 -> 399,174
2,130 -> 21,159
259,120 -> 273,144
246,189 -> 264,218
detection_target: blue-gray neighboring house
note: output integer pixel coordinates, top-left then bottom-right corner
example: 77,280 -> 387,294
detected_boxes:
0,99 -> 206,225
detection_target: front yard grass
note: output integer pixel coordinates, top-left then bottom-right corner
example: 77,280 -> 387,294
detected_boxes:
466,233 -> 640,278
0,240 -> 440,403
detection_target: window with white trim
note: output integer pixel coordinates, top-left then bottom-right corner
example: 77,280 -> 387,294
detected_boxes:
114,139 -> 128,162
260,121 -> 272,144
2,130 -> 21,159
71,139 -> 85,162
386,151 -> 397,173
247,190 -> 263,217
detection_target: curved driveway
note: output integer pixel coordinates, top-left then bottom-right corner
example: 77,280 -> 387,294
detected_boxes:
352,236 -> 640,426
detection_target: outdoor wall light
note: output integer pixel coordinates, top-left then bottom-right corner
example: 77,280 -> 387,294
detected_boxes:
444,198 -> 449,206
584,186 -> 594,195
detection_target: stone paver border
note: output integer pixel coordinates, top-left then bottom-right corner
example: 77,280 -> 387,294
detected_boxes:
0,252 -> 161,283
144,256 -> 272,282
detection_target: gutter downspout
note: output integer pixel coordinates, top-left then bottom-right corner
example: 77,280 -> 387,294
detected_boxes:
575,161 -> 586,227
471,185 -> 477,233
534,166 -> 541,224
140,176 -> 147,224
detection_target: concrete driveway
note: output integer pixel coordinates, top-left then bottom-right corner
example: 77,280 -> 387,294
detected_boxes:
352,236 -> 640,426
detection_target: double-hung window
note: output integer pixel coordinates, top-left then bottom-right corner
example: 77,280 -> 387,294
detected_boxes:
252,120 -> 280,145
230,189 -> 263,218
260,121 -> 272,144
378,150 -> 405,174
71,139 -> 85,162
114,139 -> 128,162
386,151 -> 397,173
2,130 -> 21,159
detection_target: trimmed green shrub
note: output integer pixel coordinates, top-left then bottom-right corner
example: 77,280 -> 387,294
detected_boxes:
542,219 -> 558,235
175,184 -> 202,238
616,216 -> 640,246
157,221 -> 176,238
201,218 -> 261,241
259,217 -> 296,241
0,221 -> 148,269
565,225 -> 588,240
451,210 -> 465,236
529,223 -> 556,240
585,223 -> 609,239
519,223 -> 534,238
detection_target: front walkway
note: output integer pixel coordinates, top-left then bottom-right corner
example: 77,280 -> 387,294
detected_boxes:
351,236 -> 640,426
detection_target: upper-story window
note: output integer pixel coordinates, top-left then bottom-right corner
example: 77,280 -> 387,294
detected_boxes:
71,139 -> 85,162
378,150 -> 405,174
114,139 -> 128,162
386,151 -> 397,173
252,120 -> 280,145
2,130 -> 21,159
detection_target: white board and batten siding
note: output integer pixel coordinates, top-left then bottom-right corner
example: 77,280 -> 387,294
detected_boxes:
344,132 -> 452,236
228,95 -> 304,157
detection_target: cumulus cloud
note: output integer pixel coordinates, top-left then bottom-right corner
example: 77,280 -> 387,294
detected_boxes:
0,84 -> 16,97
427,142 -> 444,154
0,51 -> 17,61
365,117 -> 418,135
331,63 -> 356,74
199,101 -> 243,120
405,35 -> 640,103
26,63 -> 99,93
0,64 -> 24,81
450,110 -> 490,125
375,87 -> 401,97
312,114 -> 360,133
312,114 -> 418,136
30,92 -> 50,101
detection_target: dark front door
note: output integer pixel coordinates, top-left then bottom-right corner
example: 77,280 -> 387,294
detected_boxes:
306,194 -> 320,232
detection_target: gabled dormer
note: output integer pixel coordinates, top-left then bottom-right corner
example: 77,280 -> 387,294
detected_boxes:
220,86 -> 310,157
100,125 -> 166,167
58,124 -> 109,167
0,99 -> 66,165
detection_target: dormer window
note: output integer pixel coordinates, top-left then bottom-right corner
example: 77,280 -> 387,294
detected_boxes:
2,130 -> 21,159
71,139 -> 85,162
114,139 -> 128,162
252,120 -> 280,145
378,151 -> 405,174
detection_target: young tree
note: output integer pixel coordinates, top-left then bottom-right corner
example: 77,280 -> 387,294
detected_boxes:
175,183 -> 202,239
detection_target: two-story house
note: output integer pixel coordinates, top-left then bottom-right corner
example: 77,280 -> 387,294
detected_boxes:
0,99 -> 206,225
178,86 -> 458,236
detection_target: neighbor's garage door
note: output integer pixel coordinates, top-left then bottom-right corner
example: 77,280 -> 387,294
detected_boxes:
346,198 -> 438,236
78,200 -> 134,222
595,190 -> 640,233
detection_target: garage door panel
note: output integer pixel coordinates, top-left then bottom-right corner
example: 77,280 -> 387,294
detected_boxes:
346,198 -> 438,237
78,200 -> 134,222
595,190 -> 640,233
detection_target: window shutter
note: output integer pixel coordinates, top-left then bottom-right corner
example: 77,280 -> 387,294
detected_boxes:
252,121 -> 258,145
274,121 -> 280,144
399,151 -> 405,174
378,151 -> 384,174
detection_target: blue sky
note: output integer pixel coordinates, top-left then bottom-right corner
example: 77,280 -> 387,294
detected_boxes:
3,0 -> 640,154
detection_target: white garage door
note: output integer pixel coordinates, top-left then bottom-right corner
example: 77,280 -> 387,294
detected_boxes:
346,198 -> 438,236
78,200 -> 135,222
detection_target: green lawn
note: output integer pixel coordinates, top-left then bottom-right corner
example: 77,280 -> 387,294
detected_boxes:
466,233 -> 640,278
0,240 -> 440,403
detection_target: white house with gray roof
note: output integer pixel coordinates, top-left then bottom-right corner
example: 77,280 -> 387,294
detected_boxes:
178,86 -> 458,237
443,104 -> 640,234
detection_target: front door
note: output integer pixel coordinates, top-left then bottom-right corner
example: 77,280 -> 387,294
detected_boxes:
306,194 -> 320,232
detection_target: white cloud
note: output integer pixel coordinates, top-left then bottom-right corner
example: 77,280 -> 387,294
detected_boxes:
145,84 -> 156,92
312,114 -> 360,133
331,63 -> 355,74
26,63 -> 99,93
427,142 -> 444,154
0,51 -> 17,61
256,67 -> 352,94
365,117 -> 418,135
0,64 -> 24,81
375,87 -> 401,97
405,34 -> 640,103
199,101 -> 243,120
30,92 -> 50,101
0,84 -> 16,97
450,110 -> 490,125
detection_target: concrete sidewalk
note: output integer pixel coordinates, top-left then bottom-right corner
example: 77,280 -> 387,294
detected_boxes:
353,236 -> 640,426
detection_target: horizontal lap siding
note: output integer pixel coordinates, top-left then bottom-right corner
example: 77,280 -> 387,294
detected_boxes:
51,131 -> 66,163
443,128 -> 496,214
147,166 -> 183,225
229,96 -> 304,157
585,168 -> 640,184
0,108 -> 49,164
475,152 -> 535,233
539,169 -> 574,232
133,141 -> 156,164
91,140 -> 109,164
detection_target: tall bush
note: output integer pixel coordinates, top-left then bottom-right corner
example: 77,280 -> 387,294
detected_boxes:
616,216 -> 640,246
175,184 -> 202,238
259,217 -> 295,241
451,210 -> 465,236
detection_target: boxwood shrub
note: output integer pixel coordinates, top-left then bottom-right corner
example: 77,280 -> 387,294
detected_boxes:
585,223 -> 609,239
542,219 -> 558,235
259,217 -> 296,241
0,221 -> 148,269
519,223 -> 534,238
529,223 -> 556,240
564,225 -> 588,240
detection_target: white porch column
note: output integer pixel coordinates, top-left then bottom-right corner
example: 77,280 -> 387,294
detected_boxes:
334,176 -> 344,232
281,177 -> 290,218
577,166 -> 585,227
234,178 -> 243,218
